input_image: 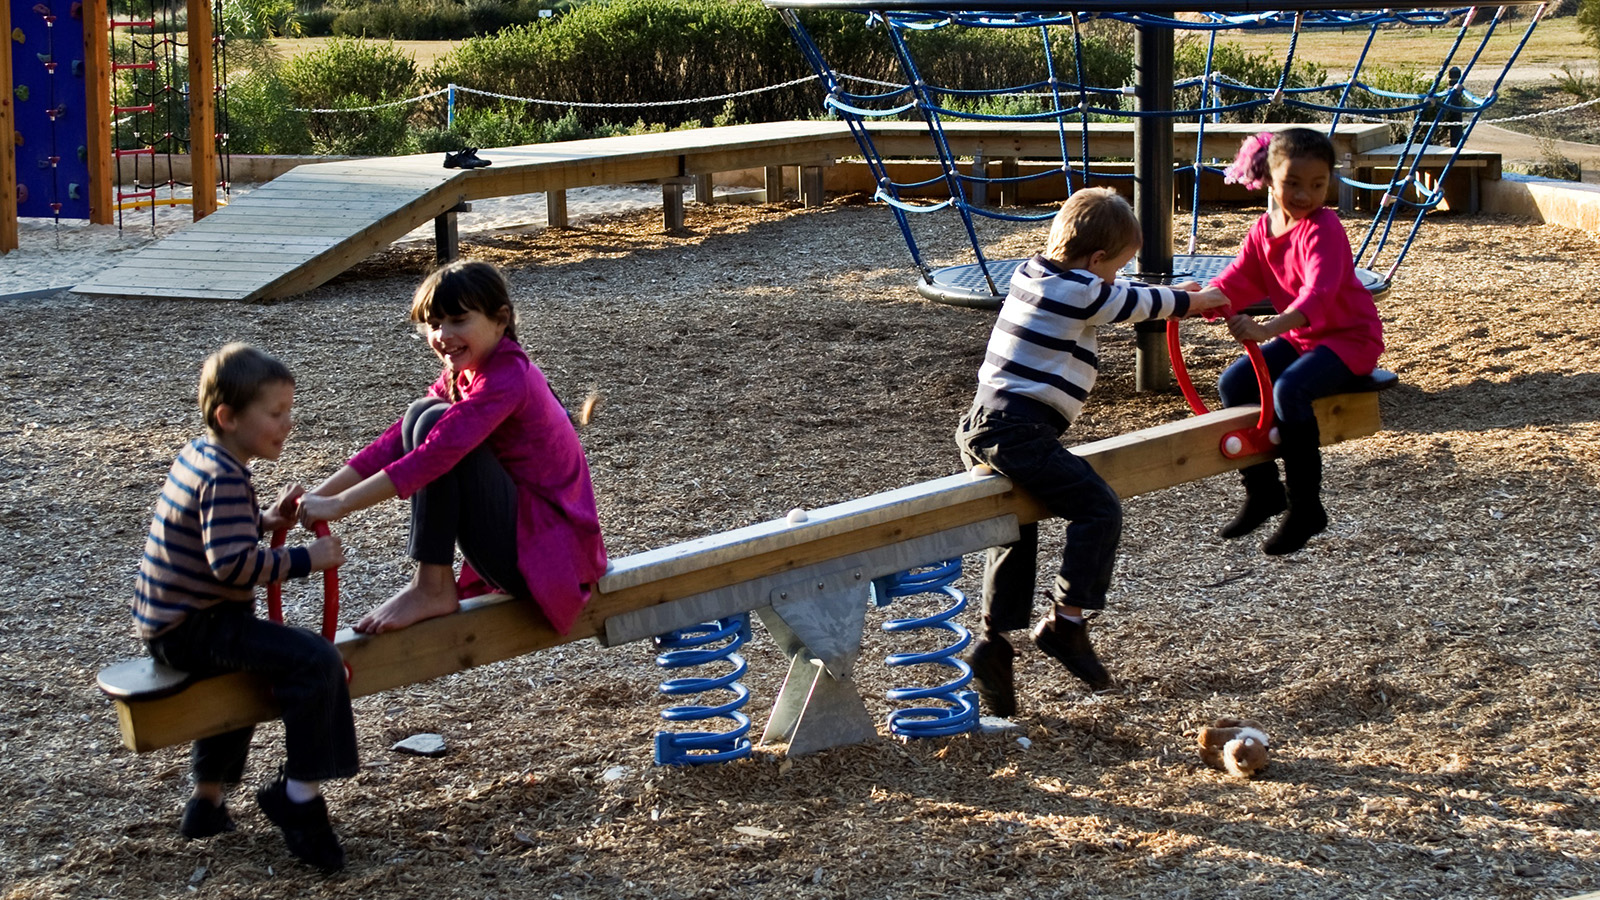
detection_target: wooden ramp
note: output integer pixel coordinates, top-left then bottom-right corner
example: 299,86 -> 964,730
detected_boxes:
70,121 -> 855,302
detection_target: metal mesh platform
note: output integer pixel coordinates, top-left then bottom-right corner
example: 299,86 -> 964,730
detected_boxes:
915,254 -> 1388,309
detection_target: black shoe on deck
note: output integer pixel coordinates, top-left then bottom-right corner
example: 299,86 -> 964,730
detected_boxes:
1032,615 -> 1113,691
179,797 -> 235,840
256,777 -> 346,872
966,635 -> 1018,718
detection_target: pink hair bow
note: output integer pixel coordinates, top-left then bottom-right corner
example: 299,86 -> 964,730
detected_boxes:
1223,130 -> 1274,191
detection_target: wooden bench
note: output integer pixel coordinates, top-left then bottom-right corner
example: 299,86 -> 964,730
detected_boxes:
1342,144 -> 1502,215
100,384 -> 1389,757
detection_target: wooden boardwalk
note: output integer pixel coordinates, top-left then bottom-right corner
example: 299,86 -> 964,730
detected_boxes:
70,120 -> 1402,302
72,121 -> 852,301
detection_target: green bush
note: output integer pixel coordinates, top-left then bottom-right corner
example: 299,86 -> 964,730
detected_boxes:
1173,38 -> 1328,124
278,37 -> 419,154
1580,0 -> 1600,56
411,107 -> 596,153
220,0 -> 301,39
426,0 -> 1133,131
298,7 -> 340,36
329,0 -> 545,40
223,65 -> 314,154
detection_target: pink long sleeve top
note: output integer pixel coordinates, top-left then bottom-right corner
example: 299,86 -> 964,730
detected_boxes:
348,336 -> 607,634
1210,206 -> 1385,375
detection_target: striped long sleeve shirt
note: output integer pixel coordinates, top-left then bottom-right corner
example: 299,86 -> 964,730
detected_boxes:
975,254 -> 1194,429
133,437 -> 310,639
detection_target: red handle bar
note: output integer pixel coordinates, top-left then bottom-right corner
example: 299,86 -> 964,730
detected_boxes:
1166,317 -> 1277,459
267,519 -> 340,641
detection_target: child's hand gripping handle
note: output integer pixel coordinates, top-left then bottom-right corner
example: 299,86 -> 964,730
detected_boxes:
267,518 -> 341,641
1166,318 -> 1277,459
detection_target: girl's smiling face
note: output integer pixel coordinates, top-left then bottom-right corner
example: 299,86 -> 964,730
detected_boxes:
1269,154 -> 1332,222
422,308 -> 508,373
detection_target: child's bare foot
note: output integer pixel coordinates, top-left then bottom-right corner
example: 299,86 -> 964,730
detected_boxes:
355,566 -> 459,633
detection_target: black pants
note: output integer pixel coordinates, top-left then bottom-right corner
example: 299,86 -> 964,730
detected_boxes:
404,398 -> 529,597
956,404 -> 1121,633
148,603 -> 359,785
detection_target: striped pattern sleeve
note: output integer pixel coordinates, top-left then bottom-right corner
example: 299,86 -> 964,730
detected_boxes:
132,438 -> 310,639
975,256 -> 1193,427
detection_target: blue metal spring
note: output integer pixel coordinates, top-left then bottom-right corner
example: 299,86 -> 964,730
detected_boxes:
875,559 -> 980,739
652,614 -> 753,766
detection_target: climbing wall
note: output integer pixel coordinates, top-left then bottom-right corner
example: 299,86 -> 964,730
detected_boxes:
10,0 -> 91,219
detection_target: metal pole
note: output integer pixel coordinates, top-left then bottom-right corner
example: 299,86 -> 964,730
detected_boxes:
1133,23 -> 1175,392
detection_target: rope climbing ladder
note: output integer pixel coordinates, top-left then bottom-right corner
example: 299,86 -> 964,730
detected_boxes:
767,1 -> 1548,309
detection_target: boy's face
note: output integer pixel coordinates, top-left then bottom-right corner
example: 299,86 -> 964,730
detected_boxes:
216,380 -> 295,463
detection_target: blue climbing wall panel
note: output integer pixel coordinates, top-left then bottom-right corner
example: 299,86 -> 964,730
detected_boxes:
11,0 -> 91,220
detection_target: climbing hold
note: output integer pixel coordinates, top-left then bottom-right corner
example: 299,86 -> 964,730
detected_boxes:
71,59 -> 81,77
11,27 -> 23,43
16,185 -> 28,204
76,144 -> 85,162
14,85 -> 28,102
68,183 -> 80,200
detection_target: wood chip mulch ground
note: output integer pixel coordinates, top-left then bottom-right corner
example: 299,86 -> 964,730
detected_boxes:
1,197 -> 1597,900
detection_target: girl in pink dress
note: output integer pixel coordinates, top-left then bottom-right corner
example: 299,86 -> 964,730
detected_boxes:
1209,128 -> 1385,555
301,261 -> 607,634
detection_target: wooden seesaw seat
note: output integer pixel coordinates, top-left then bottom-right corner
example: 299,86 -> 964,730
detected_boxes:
99,374 -> 1395,757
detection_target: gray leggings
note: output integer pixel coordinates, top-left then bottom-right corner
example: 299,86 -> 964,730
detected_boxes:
405,397 -> 529,597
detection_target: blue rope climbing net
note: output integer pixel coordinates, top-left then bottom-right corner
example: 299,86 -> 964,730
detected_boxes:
769,2 -> 1547,300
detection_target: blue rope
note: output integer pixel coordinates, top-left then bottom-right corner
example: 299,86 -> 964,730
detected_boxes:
775,4 -> 1534,296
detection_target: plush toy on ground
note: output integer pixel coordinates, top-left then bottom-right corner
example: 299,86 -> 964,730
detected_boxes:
1197,717 -> 1270,778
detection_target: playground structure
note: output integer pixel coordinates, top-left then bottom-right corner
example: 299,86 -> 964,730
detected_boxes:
100,381 -> 1390,760
768,0 -> 1546,386
0,0 -> 225,252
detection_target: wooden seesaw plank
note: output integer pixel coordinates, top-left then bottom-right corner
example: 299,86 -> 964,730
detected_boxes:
100,391 -> 1381,752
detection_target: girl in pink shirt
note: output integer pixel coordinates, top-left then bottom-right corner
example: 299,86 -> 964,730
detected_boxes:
1209,128 -> 1385,555
301,261 -> 607,634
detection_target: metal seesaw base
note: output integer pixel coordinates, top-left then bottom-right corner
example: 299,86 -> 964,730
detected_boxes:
604,515 -> 1019,757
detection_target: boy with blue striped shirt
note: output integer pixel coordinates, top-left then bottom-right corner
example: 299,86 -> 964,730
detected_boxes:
956,188 -> 1229,718
135,343 -> 352,871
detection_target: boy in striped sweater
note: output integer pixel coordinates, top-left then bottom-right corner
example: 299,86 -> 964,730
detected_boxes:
956,188 -> 1229,718
135,343 -> 352,871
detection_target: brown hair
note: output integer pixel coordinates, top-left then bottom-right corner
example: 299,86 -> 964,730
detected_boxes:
198,343 -> 294,435
1043,187 -> 1142,266
1268,127 -> 1336,175
410,260 -> 518,342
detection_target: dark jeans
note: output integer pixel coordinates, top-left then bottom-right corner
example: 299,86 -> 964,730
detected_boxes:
956,404 -> 1121,633
1218,340 -> 1355,425
404,398 -> 529,597
147,603 -> 358,785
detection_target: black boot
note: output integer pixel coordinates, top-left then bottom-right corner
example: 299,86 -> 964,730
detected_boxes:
1264,420 -> 1327,555
1220,461 -> 1286,539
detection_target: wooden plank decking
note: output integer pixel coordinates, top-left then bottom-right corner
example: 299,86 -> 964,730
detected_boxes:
69,120 -> 1405,302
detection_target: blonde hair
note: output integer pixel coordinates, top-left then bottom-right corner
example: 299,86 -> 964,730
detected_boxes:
198,343 -> 294,435
1043,188 -> 1141,265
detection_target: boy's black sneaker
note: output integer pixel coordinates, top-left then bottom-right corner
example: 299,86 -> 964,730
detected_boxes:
256,777 -> 346,872
179,797 -> 235,839
1032,615 -> 1113,691
965,634 -> 1017,718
